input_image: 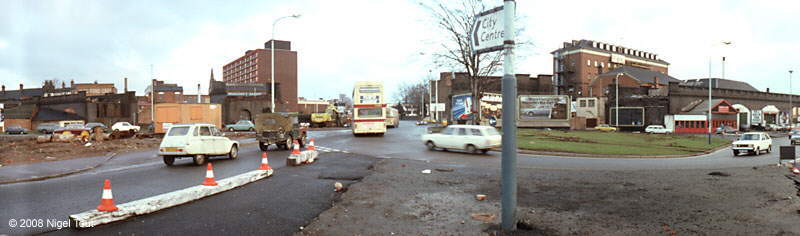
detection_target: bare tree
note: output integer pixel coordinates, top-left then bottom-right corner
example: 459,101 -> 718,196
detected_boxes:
395,79 -> 430,119
419,0 -> 528,123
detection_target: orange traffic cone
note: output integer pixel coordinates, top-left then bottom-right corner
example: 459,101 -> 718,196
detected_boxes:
291,140 -> 301,155
259,152 -> 272,171
96,179 -> 118,212
307,138 -> 316,151
201,163 -> 218,186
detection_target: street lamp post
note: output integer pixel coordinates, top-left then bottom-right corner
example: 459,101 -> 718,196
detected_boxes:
270,14 -> 301,113
791,70 -> 794,127
708,41 -> 732,144
615,73 -> 622,127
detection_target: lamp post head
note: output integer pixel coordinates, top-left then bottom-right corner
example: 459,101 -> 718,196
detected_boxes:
291,14 -> 301,18
722,41 -> 732,45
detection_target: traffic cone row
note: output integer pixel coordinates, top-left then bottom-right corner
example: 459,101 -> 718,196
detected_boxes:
94,140 -> 319,212
307,138 -> 316,151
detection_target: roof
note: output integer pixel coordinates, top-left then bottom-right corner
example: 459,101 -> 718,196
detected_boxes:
33,107 -> 85,121
599,66 -> 680,85
551,39 -> 670,65
681,78 -> 759,92
681,99 -> 737,115
0,89 -> 44,100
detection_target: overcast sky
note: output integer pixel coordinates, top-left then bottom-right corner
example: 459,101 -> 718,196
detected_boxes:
1,0 -> 798,101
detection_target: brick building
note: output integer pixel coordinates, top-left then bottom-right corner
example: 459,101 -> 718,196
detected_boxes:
144,80 -> 184,103
551,39 -> 670,98
222,40 -> 298,112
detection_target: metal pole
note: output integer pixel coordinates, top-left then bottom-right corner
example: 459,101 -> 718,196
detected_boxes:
435,78 -> 439,122
197,83 -> 201,103
615,73 -> 621,126
708,56 -> 712,144
270,14 -> 300,113
150,65 -> 155,125
791,70 -> 794,127
500,0 -> 517,230
429,70 -> 433,121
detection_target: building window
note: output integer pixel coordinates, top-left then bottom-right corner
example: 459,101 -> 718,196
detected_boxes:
580,100 -> 587,107
594,61 -> 598,67
587,60 -> 591,66
600,62 -> 604,68
588,99 -> 595,107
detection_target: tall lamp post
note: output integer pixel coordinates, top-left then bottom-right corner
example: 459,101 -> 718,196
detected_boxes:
270,14 -> 301,113
707,41 -> 733,144
615,73 -> 622,126
791,70 -> 794,127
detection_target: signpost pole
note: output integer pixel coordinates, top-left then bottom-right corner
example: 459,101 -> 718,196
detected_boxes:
500,0 -> 517,231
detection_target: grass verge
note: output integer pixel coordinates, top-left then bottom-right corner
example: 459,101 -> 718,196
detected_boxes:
517,129 -> 729,156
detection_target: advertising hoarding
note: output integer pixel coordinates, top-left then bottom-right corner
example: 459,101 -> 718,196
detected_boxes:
452,94 -> 472,121
518,95 -> 570,120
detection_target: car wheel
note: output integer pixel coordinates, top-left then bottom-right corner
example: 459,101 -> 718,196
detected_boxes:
481,149 -> 489,154
767,145 -> 771,153
426,141 -> 436,150
285,137 -> 294,150
249,128 -> 255,132
114,129 -> 119,132
466,144 -> 477,154
732,150 -> 738,156
193,154 -> 207,166
163,156 -> 175,166
259,142 -> 270,151
754,148 -> 760,156
228,145 -> 238,159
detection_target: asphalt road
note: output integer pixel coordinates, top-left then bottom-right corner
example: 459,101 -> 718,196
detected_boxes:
1,120 -> 793,235
314,120 -> 793,170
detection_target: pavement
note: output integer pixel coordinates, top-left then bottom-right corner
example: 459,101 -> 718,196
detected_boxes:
0,153 -> 115,184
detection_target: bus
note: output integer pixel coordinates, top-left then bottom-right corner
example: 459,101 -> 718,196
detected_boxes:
385,107 -> 400,128
352,81 -> 386,136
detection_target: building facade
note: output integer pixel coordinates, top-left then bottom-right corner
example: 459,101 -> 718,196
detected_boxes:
222,40 -> 298,112
552,39 -> 670,98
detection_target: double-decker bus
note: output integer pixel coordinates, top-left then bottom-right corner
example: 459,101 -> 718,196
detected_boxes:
352,81 -> 386,136
385,107 -> 400,128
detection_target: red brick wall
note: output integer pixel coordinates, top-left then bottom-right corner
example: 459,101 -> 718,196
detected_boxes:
4,119 -> 32,130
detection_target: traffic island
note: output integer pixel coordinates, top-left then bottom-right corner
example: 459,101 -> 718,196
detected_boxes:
516,129 -> 730,157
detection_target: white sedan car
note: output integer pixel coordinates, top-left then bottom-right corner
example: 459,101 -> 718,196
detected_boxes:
158,123 -> 239,166
112,122 -> 140,133
421,125 -> 501,154
732,132 -> 772,156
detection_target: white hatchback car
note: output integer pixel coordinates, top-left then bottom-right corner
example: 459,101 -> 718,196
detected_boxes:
112,122 -> 140,133
732,132 -> 772,156
421,125 -> 501,154
158,123 -> 240,166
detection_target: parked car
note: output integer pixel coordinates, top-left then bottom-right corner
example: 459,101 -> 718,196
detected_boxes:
790,130 -> 800,145
421,125 -> 501,154
224,120 -> 255,132
111,122 -> 140,133
715,125 -> 737,134
594,124 -> 617,132
158,123 -> 240,166
84,122 -> 109,133
732,132 -> 772,156
54,124 -> 91,135
416,120 -> 429,125
35,123 -> 60,134
5,125 -> 29,134
645,125 -> 671,134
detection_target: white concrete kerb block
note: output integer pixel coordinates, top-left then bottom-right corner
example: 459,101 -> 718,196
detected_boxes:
69,169 -> 273,228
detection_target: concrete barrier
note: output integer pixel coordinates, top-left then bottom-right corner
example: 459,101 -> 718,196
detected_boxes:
286,150 -> 319,166
69,169 -> 273,228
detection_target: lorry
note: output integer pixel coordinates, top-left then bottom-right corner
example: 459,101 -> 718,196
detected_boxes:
254,112 -> 308,151
154,103 -> 222,133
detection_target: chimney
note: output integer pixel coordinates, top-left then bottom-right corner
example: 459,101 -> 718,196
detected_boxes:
124,77 -> 128,93
70,80 -> 74,88
61,81 -> 65,88
19,83 -> 23,91
1,85 -> 4,93
767,88 -> 770,93
197,83 -> 201,103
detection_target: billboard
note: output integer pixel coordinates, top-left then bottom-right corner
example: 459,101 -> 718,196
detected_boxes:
452,94 -> 473,121
518,95 -> 570,120
751,110 -> 763,125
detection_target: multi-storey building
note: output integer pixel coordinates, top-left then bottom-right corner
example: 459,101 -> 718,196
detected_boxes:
222,40 -> 298,112
551,39 -> 670,98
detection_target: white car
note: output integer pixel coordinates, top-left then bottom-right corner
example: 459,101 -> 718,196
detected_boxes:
158,123 -> 240,166
732,132 -> 772,156
112,122 -> 140,133
644,125 -> 671,134
421,125 -> 501,154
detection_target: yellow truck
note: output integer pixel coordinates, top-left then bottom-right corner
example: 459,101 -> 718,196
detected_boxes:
311,104 -> 339,128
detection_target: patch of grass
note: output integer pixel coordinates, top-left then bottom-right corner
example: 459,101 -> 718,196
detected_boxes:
517,129 -> 729,156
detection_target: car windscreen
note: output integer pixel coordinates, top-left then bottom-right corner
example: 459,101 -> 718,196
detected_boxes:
740,134 -> 759,140
168,127 -> 191,136
793,131 -> 800,135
